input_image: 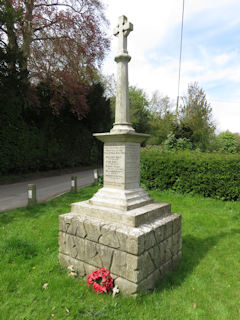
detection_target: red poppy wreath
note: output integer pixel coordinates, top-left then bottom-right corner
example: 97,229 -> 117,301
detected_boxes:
87,268 -> 114,294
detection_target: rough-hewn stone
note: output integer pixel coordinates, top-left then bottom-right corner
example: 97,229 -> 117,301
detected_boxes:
59,212 -> 182,294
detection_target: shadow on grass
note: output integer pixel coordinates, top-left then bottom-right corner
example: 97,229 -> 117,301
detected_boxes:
0,186 -> 98,226
153,228 -> 240,294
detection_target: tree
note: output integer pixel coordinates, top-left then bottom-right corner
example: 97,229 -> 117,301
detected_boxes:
128,86 -> 151,134
179,82 -> 216,151
234,132 -> 240,152
215,131 -> 238,153
0,0 -> 110,118
148,91 -> 177,145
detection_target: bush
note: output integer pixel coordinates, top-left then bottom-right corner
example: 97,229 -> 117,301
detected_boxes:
215,131 -> 238,153
141,149 -> 240,201
163,133 -> 192,150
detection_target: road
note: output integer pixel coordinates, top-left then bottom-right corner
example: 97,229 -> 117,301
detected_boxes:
0,168 -> 102,212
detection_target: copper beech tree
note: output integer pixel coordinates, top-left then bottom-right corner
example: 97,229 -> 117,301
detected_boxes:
0,0 -> 110,118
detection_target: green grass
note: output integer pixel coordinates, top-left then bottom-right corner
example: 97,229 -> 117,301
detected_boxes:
0,186 -> 240,320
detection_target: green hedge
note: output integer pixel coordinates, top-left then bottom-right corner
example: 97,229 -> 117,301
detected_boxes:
141,149 -> 240,201
0,82 -> 111,175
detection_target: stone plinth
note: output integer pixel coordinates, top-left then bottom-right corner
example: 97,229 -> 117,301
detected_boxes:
59,210 -> 181,296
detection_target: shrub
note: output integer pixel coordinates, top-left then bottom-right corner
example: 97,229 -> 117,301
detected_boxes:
141,149 -> 240,201
215,131 -> 238,153
163,133 -> 192,151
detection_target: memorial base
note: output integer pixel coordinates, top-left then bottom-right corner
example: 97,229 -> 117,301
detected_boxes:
59,200 -> 182,296
59,130 -> 182,296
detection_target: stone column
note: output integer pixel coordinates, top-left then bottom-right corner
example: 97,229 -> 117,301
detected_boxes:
111,15 -> 134,133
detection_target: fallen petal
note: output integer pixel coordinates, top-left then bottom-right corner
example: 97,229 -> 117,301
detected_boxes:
43,283 -> 48,289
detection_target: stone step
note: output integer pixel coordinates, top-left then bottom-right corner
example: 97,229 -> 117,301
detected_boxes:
88,187 -> 153,211
71,200 -> 171,227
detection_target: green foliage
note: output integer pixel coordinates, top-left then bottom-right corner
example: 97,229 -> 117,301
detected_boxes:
0,82 -> 111,174
0,37 -> 30,174
215,131 -> 238,153
163,133 -> 192,151
97,175 -> 103,186
148,92 -> 177,145
141,148 -> 240,201
233,132 -> 240,152
0,0 -> 111,175
129,86 -> 151,134
178,82 -> 216,151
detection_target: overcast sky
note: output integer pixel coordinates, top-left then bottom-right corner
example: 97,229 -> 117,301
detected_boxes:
101,0 -> 240,133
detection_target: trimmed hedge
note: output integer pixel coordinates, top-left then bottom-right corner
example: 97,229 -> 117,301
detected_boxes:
141,149 -> 240,201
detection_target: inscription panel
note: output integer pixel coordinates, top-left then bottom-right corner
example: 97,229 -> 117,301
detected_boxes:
104,144 -> 125,187
104,143 -> 140,189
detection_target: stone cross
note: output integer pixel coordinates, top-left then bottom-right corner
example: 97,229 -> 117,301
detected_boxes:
111,16 -> 134,132
113,15 -> 133,55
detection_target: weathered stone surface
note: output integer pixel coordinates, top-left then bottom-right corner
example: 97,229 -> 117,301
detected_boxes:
74,236 -> 85,258
160,260 -> 173,277
166,237 -> 173,262
114,277 -> 138,295
137,251 -> 156,282
102,142 -> 141,190
75,218 -> 87,238
172,230 -> 182,255
111,250 -> 140,283
83,218 -> 103,242
59,212 -> 182,294
148,245 -> 161,268
159,241 -> 166,264
59,231 -> 66,253
58,15 -> 182,296
152,220 -> 165,243
111,15 -> 133,133
138,269 -> 161,293
99,224 -> 120,248
84,239 -> 102,267
59,214 -> 87,238
98,245 -> 114,270
71,198 -> 171,228
116,226 -> 145,255
164,218 -> 173,239
172,214 -> 182,234
143,229 -> 156,251
89,186 -> 152,211
59,215 -> 72,233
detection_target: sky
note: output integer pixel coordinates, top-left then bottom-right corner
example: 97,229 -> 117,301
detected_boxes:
101,0 -> 240,133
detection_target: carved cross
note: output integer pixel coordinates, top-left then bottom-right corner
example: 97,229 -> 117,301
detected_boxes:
113,15 -> 133,54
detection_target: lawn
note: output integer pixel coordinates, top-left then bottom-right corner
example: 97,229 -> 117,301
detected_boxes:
0,186 -> 240,320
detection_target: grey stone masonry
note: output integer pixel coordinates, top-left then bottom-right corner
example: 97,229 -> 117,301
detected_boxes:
59,211 -> 182,295
58,15 -> 182,296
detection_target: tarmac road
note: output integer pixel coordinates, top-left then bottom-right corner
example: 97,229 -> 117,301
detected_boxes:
0,168 -> 102,212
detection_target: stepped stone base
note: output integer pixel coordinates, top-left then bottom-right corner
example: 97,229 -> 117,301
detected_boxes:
59,201 -> 182,296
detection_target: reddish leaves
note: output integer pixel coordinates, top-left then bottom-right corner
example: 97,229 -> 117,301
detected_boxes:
1,0 -> 110,118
